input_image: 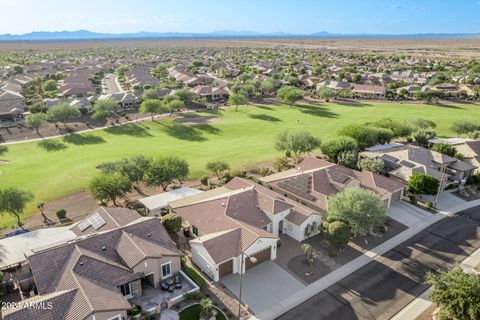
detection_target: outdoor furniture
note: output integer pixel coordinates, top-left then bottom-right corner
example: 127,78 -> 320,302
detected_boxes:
174,275 -> 182,289
161,278 -> 174,291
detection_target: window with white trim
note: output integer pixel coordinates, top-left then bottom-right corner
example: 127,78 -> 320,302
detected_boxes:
161,262 -> 172,278
119,282 -> 132,298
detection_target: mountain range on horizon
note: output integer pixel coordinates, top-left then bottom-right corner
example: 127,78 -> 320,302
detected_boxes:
0,29 -> 479,41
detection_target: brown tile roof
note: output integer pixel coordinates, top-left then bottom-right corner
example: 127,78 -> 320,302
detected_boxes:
24,217 -> 180,320
2,289 -> 77,320
70,206 -> 142,236
466,141 -> 480,155
268,157 -> 405,210
193,229 -> 243,264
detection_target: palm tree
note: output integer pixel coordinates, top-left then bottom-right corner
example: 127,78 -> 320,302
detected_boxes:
199,298 -> 215,319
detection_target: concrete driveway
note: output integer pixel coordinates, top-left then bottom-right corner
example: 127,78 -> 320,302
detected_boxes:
388,201 -> 440,228
221,260 -> 305,314
422,191 -> 467,212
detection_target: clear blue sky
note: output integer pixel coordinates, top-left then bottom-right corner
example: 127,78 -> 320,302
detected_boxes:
1,0 -> 479,35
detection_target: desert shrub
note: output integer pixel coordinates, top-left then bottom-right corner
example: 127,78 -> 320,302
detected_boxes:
56,208 -> 67,220
160,213 -> 182,233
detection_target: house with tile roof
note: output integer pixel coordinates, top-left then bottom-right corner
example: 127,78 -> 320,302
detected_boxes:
171,177 -> 321,281
360,144 -> 476,187
445,140 -> 480,175
261,156 -> 406,213
2,213 -> 183,320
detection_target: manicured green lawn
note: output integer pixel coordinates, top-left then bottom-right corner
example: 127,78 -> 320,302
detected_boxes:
179,304 -> 227,320
0,102 -> 478,228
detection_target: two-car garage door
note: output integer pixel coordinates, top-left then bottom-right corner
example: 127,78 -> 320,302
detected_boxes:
246,247 -> 271,270
219,259 -> 233,278
218,247 -> 272,278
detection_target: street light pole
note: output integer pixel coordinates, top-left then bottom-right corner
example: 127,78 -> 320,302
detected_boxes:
433,165 -> 446,208
237,252 -> 245,320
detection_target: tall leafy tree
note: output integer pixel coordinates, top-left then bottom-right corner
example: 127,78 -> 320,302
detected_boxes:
321,137 -> 358,164
327,187 -> 386,237
0,187 -> 34,229
47,103 -> 81,127
139,99 -> 166,120
92,99 -> 118,120
426,264 -> 480,320
24,113 -> 47,135
407,173 -> 439,196
144,156 -> 189,190
89,172 -> 132,206
228,93 -> 248,112
275,130 -> 321,158
277,86 -> 303,106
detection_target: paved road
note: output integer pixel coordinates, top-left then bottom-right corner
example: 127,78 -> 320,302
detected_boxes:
277,206 -> 480,320
103,73 -> 122,94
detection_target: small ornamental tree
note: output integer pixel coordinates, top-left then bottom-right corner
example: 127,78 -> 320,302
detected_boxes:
301,243 -> 319,266
431,142 -> 457,158
161,213 -> 182,233
321,136 -> 359,164
0,187 -> 34,229
327,187 -> 386,237
407,173 -> 439,196
228,93 -> 248,112
206,161 -> 230,180
273,156 -> 289,172
358,157 -> 386,174
425,264 -> 480,320
328,221 -> 351,249
25,113 -> 47,135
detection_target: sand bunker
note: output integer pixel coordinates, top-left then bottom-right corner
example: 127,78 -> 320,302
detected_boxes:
174,116 -> 219,125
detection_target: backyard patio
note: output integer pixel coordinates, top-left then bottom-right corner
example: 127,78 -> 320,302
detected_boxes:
132,273 -> 197,313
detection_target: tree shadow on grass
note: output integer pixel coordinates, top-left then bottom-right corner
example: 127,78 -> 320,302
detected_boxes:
248,114 -> 282,122
104,124 -> 153,137
194,124 -> 221,135
159,123 -> 206,141
38,139 -> 68,151
63,134 -> 106,145
334,101 -> 372,107
0,145 -> 7,156
295,104 -> 339,118
254,105 -> 274,110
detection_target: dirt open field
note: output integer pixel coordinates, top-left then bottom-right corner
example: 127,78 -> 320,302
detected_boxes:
1,37 -> 479,60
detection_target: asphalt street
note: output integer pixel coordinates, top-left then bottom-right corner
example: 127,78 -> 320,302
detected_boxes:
277,206 -> 480,320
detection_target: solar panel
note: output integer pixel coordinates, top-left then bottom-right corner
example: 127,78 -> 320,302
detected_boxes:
330,172 -> 349,183
89,213 -> 106,230
78,220 -> 91,231
400,160 -> 416,168
278,175 -> 315,201
382,159 -> 401,170
381,154 -> 400,163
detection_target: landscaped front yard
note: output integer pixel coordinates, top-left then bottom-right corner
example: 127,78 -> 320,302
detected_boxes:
179,304 -> 227,320
276,218 -> 407,284
1,102 -> 479,228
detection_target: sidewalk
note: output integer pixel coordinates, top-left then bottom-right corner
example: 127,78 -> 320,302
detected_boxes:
254,199 -> 480,320
0,109 -> 195,146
